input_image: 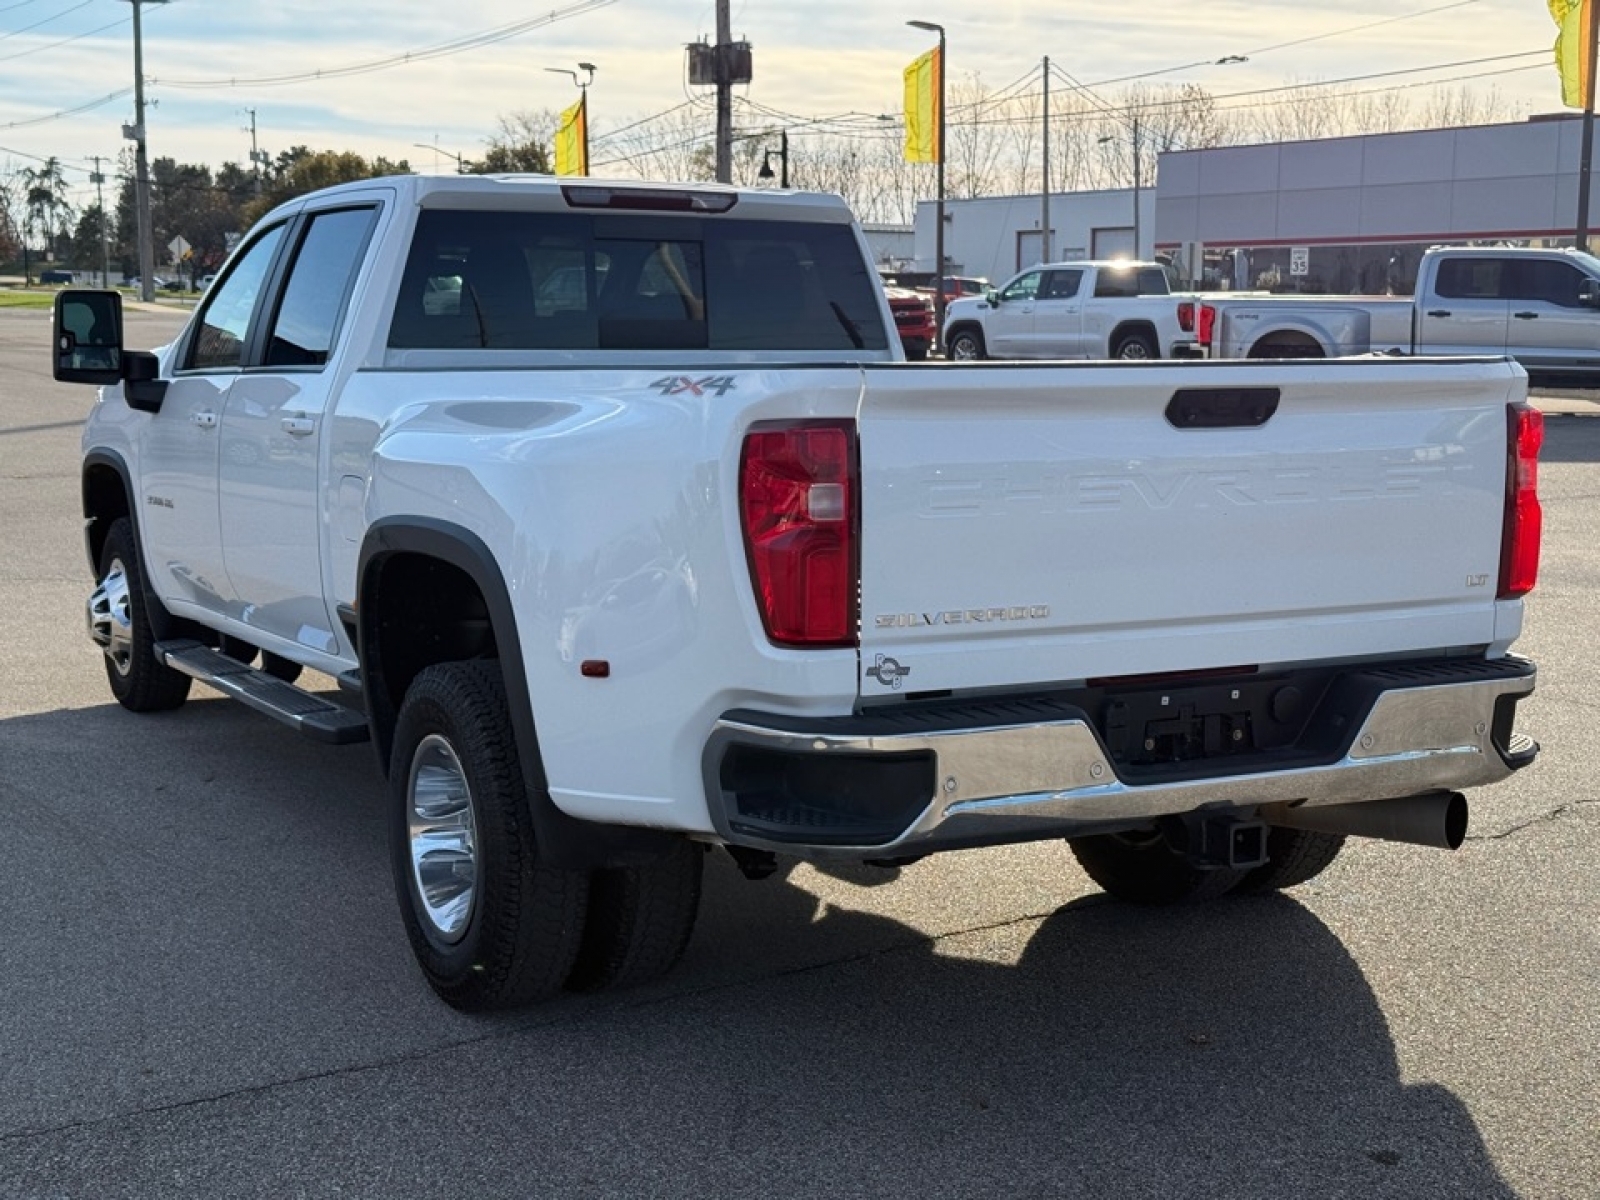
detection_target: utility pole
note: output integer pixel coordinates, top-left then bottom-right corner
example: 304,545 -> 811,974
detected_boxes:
121,0 -> 168,303
715,0 -> 732,182
1132,114 -> 1142,259
246,107 -> 268,194
1040,56 -> 1050,265
89,155 -> 110,288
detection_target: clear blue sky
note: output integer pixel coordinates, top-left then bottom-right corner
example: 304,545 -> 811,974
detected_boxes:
0,0 -> 1568,207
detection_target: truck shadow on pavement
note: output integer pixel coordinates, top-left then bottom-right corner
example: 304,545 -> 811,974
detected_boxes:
2,697 -> 1519,1199
576,855 -> 1521,1200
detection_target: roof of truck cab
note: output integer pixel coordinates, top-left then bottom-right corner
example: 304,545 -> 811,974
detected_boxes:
264,172 -> 859,224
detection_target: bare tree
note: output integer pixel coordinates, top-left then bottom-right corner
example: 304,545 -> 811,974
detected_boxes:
22,157 -> 73,262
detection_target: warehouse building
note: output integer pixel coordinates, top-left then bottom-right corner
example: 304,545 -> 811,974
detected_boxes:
1156,113 -> 1590,293
908,114 -> 1593,294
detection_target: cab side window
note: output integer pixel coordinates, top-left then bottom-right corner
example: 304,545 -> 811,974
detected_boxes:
1434,259 -> 1503,300
1000,271 -> 1043,302
1040,270 -> 1082,300
1514,261 -> 1587,309
187,224 -> 286,371
265,208 -> 378,367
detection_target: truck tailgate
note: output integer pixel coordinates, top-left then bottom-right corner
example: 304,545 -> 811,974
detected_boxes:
856,359 -> 1524,698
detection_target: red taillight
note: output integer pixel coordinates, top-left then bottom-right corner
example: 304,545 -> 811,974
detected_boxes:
1177,301 -> 1195,333
740,420 -> 859,646
1499,402 -> 1543,599
1197,304 -> 1217,348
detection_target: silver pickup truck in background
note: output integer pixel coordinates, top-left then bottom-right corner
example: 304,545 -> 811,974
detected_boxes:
1197,245 -> 1600,384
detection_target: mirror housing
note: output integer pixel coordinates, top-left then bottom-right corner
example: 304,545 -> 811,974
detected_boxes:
53,290 -> 125,384
985,288 -> 1002,306
123,351 -> 168,413
1580,278 -> 1600,309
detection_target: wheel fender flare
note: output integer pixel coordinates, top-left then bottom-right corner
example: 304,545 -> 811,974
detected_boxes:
82,448 -> 137,574
357,517 -> 674,869
82,449 -> 184,641
1109,320 -> 1159,356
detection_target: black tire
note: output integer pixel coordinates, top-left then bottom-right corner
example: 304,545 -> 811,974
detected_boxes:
1237,828 -> 1346,893
388,661 -> 588,1011
261,652 -> 303,684
947,327 -> 986,360
92,518 -> 191,712
566,839 -> 705,992
1112,331 -> 1159,360
1068,830 -> 1247,905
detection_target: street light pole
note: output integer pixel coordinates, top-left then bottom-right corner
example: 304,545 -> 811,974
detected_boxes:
758,129 -> 790,187
1041,55 -> 1050,264
1577,16 -> 1599,250
545,62 -> 597,176
1132,114 -> 1141,259
908,20 -> 946,353
413,143 -> 469,173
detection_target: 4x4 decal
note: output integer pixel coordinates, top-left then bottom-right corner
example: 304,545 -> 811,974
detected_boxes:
649,375 -> 738,397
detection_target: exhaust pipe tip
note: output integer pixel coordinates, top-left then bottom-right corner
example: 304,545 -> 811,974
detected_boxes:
1264,791 -> 1469,851
1439,791 -> 1468,851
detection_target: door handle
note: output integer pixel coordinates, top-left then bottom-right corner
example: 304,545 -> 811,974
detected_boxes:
1426,309 -> 1451,318
281,415 -> 315,436
191,411 -> 217,429
1513,311 -> 1538,320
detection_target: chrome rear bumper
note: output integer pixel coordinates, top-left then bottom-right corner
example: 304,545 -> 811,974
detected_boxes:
705,657 -> 1536,858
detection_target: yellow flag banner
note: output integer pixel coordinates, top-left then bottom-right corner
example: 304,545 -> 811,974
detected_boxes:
555,94 -> 588,177
903,46 -> 942,163
1550,0 -> 1594,109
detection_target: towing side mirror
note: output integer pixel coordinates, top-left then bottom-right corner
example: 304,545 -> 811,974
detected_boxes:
53,289 -> 125,385
1580,279 -> 1600,309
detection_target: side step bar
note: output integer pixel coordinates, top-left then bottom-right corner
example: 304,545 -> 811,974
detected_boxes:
156,639 -> 371,745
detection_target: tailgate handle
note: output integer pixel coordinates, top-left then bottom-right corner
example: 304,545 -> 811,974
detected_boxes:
1165,387 -> 1279,429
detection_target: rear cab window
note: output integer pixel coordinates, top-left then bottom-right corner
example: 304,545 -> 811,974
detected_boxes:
1093,267 -> 1171,298
388,209 -> 890,354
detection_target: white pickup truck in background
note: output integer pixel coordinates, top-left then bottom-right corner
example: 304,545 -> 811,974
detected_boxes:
942,259 -> 1196,361
1197,245 -> 1600,383
51,175 -> 1541,1012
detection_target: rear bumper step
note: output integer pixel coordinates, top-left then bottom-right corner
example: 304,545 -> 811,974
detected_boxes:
705,655 -> 1536,856
157,640 -> 370,745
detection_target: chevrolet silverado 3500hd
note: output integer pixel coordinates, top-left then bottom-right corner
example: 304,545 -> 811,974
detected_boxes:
51,175 -> 1540,1010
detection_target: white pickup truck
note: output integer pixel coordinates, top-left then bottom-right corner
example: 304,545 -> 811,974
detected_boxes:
52,175 -> 1541,1011
942,259 -> 1195,361
1197,245 -> 1600,383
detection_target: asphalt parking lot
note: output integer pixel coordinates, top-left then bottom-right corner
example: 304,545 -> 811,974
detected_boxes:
1,305 -> 1597,1198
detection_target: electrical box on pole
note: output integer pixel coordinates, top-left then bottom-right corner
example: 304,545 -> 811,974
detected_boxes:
687,40 -> 752,86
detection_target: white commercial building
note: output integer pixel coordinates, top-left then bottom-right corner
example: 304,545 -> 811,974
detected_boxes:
1155,114 -> 1593,293
908,188 -> 1155,286
905,114 -> 1595,295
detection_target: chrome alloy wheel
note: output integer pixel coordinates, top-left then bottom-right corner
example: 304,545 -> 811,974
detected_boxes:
406,734 -> 480,943
87,558 -> 135,677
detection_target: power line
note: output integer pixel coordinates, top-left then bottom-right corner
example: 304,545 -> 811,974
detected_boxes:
0,0 -> 91,41
1241,0 -> 1484,59
0,87 -> 131,130
0,15 -> 136,69
151,0 -> 615,89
